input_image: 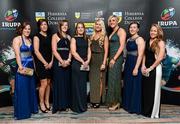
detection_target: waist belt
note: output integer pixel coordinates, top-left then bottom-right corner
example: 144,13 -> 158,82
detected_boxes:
21,52 -> 32,58
127,51 -> 138,56
57,48 -> 69,51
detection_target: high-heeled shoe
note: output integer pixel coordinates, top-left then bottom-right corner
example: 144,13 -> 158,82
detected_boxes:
108,103 -> 120,111
45,104 -> 51,111
39,106 -> 48,113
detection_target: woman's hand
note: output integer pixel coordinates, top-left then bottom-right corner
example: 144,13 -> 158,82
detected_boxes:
141,65 -> 147,74
100,64 -> 106,71
132,68 -> 138,76
109,59 -> 115,68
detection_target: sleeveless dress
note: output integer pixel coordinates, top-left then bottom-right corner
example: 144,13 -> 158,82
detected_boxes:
34,33 -> 52,79
52,36 -> 71,113
123,37 -> 142,114
71,37 -> 88,113
14,37 -> 38,120
106,29 -> 123,106
141,41 -> 162,118
89,38 -> 106,104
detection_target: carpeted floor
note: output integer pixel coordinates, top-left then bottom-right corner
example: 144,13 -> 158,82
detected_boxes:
0,104 -> 180,123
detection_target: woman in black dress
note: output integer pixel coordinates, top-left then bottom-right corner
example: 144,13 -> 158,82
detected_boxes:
33,19 -> 53,113
141,24 -> 165,118
70,22 -> 91,113
51,20 -> 71,114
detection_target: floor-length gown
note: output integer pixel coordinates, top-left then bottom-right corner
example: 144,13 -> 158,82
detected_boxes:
14,37 -> 38,120
106,29 -> 123,106
71,37 -> 88,113
52,36 -> 71,113
141,41 -> 162,118
123,37 -> 142,114
89,39 -> 106,104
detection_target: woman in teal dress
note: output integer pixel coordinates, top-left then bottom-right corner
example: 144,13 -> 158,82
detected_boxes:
89,19 -> 108,108
13,22 -> 38,119
106,15 -> 126,110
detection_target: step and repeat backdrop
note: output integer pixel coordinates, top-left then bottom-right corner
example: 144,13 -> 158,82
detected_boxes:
0,0 -> 179,106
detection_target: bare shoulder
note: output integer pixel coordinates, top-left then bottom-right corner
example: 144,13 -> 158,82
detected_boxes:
13,36 -> 21,43
136,36 -> 145,44
158,40 -> 165,47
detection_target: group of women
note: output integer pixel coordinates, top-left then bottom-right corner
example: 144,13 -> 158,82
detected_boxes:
12,15 -> 165,120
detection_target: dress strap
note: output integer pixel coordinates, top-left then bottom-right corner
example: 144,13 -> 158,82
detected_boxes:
21,36 -> 25,45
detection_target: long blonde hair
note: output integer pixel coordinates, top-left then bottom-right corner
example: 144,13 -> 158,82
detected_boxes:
91,19 -> 106,42
150,24 -> 164,54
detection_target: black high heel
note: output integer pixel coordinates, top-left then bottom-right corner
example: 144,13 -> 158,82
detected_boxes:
45,104 -> 51,111
39,106 -> 48,113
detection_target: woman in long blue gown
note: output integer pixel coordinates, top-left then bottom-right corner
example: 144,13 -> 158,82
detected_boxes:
123,22 -> 145,114
13,22 -> 38,120
51,20 -> 71,113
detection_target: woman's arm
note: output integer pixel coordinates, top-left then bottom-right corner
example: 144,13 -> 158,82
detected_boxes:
12,36 -> 23,70
147,40 -> 165,72
84,39 -> 91,66
70,37 -> 85,64
133,37 -> 145,76
33,36 -> 48,68
100,35 -> 109,70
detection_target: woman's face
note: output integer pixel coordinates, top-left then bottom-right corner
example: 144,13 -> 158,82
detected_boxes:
129,23 -> 139,36
76,23 -> 85,35
109,17 -> 118,28
61,22 -> 68,33
150,26 -> 158,39
94,21 -> 102,32
40,21 -> 48,32
22,25 -> 31,37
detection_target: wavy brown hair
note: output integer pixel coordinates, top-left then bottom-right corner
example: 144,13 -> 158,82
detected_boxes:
58,20 -> 69,39
150,23 -> 164,54
16,22 -> 31,36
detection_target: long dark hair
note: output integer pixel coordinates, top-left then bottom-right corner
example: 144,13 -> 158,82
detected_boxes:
37,19 -> 49,33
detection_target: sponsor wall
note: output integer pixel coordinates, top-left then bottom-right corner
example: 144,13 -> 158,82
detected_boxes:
0,0 -> 179,106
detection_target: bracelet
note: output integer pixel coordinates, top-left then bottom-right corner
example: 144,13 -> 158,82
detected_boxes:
67,58 -> 71,62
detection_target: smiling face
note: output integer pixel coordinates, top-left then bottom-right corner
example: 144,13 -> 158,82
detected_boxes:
150,26 -> 158,39
94,20 -> 102,32
40,21 -> 48,32
109,16 -> 118,29
60,22 -> 68,33
76,23 -> 85,35
22,24 -> 31,37
129,23 -> 139,36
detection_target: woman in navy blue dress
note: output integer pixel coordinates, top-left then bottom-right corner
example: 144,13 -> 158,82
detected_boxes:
13,22 -> 38,119
33,19 -> 53,113
51,20 -> 71,114
70,22 -> 91,113
123,22 -> 145,114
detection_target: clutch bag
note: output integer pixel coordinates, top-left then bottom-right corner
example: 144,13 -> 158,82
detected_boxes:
18,67 -> 34,76
80,65 -> 90,71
